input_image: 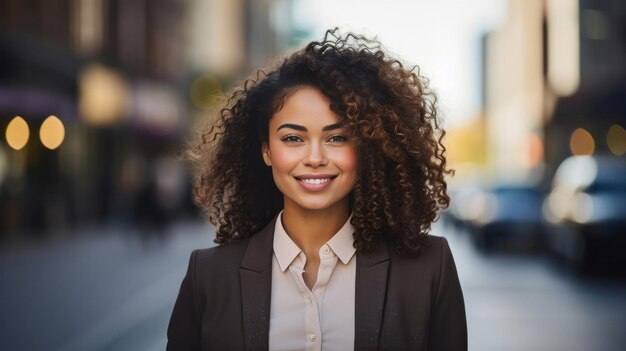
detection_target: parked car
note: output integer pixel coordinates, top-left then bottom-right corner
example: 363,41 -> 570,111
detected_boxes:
444,183 -> 486,232
466,184 -> 545,252
542,155 -> 626,270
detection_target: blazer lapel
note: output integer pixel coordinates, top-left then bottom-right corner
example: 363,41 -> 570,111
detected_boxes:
355,239 -> 390,350
240,217 -> 277,351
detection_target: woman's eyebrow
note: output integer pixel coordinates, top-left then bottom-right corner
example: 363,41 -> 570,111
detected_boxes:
321,123 -> 343,131
277,123 -> 306,132
276,123 -> 344,132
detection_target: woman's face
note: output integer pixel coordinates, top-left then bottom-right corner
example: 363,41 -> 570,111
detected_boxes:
262,86 -> 358,214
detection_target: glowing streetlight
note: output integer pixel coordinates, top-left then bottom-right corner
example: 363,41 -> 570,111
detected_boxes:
569,128 -> 595,156
39,115 -> 66,150
6,116 -> 30,150
606,124 -> 625,156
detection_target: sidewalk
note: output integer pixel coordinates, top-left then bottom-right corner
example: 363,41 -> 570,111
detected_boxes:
0,221 -> 215,351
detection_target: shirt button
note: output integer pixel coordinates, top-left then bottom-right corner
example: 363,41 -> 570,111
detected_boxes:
309,334 -> 317,342
322,247 -> 330,255
304,297 -> 312,304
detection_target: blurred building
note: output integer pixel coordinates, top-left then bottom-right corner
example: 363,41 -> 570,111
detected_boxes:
545,0 -> 626,173
483,0 -> 626,185
484,0 -> 545,184
0,0 -> 296,239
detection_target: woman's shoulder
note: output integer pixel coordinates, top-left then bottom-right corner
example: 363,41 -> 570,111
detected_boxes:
191,237 -> 252,268
422,234 -> 453,258
390,233 -> 451,256
191,219 -> 277,273
385,234 -> 462,302
388,234 -> 456,272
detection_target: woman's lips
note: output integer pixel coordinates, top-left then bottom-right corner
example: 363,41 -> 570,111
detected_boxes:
294,176 -> 336,192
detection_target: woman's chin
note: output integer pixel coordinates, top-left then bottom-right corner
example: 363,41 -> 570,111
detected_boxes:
293,201 -> 333,212
286,197 -> 351,213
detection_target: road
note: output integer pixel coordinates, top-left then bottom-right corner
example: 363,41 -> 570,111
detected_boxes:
447,224 -> 626,351
1,221 -> 625,350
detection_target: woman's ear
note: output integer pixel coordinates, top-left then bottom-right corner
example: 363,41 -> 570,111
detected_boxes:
262,143 -> 272,166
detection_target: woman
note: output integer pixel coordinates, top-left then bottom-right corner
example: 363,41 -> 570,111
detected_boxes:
168,29 -> 467,350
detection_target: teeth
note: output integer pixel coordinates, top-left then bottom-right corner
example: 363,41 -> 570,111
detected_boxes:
301,178 -> 331,184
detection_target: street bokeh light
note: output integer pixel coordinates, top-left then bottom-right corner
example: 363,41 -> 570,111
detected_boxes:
39,115 -> 65,150
5,116 -> 30,151
607,124 -> 625,156
190,74 -> 223,110
569,127 -> 595,156
79,64 -> 129,126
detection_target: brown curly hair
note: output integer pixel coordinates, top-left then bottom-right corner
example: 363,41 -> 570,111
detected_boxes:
190,28 -> 453,257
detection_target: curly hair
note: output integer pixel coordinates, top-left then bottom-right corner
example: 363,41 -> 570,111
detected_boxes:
190,28 -> 454,257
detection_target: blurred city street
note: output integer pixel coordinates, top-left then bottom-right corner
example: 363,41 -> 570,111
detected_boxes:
1,0 -> 625,350
0,221 -> 213,351
1,221 -> 625,351
446,223 -> 626,351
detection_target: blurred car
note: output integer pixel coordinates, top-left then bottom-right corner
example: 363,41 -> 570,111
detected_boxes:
444,183 -> 486,232
466,184 -> 545,251
542,155 -> 626,270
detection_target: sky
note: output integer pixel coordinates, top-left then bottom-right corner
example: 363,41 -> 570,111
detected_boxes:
293,0 -> 506,127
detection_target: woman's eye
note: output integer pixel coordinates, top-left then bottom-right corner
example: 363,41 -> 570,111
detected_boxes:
281,135 -> 303,143
328,135 -> 347,143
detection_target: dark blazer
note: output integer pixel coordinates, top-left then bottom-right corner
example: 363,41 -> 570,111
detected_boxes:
167,216 -> 467,350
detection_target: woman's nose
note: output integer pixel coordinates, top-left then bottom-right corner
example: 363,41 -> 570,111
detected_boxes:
303,143 -> 328,167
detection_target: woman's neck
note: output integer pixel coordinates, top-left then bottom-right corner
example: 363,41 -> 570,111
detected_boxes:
281,200 -> 350,258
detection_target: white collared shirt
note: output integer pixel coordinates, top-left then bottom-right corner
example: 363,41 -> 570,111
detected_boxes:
269,211 -> 357,351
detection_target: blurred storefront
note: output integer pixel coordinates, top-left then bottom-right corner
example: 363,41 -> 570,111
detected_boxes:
544,0 -> 626,171
0,0 -> 296,239
482,0 -> 625,185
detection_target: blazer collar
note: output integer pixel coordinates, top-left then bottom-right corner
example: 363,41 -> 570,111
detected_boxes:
355,239 -> 390,350
240,215 -> 277,350
240,216 -> 277,272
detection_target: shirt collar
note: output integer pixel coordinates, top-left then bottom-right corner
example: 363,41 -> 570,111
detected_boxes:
326,214 -> 357,264
272,211 -> 357,272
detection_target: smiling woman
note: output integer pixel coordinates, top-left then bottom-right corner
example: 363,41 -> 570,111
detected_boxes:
168,28 -> 467,350
263,87 -> 358,215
